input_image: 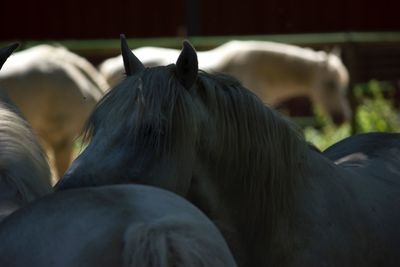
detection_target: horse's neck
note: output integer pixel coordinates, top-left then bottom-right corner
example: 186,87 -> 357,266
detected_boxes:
198,147 -> 307,265
206,145 -> 353,265
262,83 -> 311,106
187,167 -> 247,265
258,149 -> 354,265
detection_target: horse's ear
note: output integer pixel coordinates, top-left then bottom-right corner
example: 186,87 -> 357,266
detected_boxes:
120,34 -> 144,76
176,40 -> 198,89
0,43 -> 19,71
329,46 -> 342,58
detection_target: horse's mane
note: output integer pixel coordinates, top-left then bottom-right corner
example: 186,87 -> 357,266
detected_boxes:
0,102 -> 52,201
83,65 -> 202,163
195,71 -> 309,247
83,65 -> 309,249
123,216 -> 236,267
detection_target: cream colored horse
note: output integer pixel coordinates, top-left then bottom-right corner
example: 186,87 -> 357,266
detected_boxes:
99,40 -> 350,123
0,45 -> 109,179
0,43 -> 52,221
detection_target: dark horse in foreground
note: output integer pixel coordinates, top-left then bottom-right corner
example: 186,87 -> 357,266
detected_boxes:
0,44 -> 52,221
0,184 -> 236,267
57,36 -> 400,266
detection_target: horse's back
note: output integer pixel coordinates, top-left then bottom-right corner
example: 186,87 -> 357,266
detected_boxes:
324,132 -> 400,166
99,46 -> 180,87
1,44 -> 101,98
0,184 -> 236,267
322,133 -> 400,263
0,45 -> 99,124
323,133 -> 400,201
0,44 -> 106,176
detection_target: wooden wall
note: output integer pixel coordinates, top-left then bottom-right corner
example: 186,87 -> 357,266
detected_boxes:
1,0 -> 399,40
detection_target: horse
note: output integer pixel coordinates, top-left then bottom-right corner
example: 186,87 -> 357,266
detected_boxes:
323,131 -> 400,164
0,184 -> 237,267
0,44 -> 52,221
99,40 -> 350,124
57,36 -> 400,266
0,44 -> 109,179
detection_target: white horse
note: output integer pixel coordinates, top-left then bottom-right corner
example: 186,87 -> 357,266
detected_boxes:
0,44 -> 109,179
99,40 -> 350,124
0,43 -> 52,221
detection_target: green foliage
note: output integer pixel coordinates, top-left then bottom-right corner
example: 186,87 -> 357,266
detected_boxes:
354,80 -> 400,133
304,123 -> 351,151
73,137 -> 88,158
304,80 -> 400,150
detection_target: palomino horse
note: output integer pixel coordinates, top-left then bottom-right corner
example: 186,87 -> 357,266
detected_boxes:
99,40 -> 350,124
0,44 -> 52,221
0,44 -> 108,178
57,36 -> 400,266
0,184 -> 237,267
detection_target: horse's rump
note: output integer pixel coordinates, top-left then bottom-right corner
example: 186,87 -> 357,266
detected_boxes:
0,184 -> 236,267
0,102 -> 52,193
0,43 -> 52,220
123,216 -> 237,267
0,44 -> 107,177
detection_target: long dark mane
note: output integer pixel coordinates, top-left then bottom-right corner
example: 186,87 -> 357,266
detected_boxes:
82,65 -> 203,164
82,63 -> 309,250
194,71 -> 309,250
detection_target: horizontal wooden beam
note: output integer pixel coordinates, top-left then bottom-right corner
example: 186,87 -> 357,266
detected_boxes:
2,32 -> 400,53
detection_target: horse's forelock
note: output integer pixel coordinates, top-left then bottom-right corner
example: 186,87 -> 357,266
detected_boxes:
82,67 -> 202,158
